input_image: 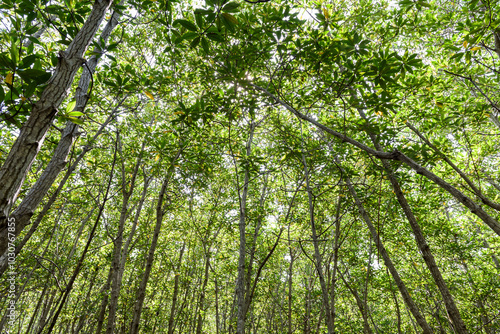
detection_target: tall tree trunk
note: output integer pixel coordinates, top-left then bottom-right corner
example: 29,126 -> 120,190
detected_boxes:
356,108 -> 468,334
95,272 -> 112,334
167,243 -> 186,334
287,245 -> 295,334
339,263 -> 373,334
300,146 -> 335,334
129,148 -> 182,334
0,0 -> 113,231
74,266 -> 100,333
233,121 -> 255,334
106,139 -> 145,334
26,284 -> 49,334
41,135 -> 117,334
195,250 -> 211,334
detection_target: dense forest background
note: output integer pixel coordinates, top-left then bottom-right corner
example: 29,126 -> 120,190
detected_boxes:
0,0 -> 499,333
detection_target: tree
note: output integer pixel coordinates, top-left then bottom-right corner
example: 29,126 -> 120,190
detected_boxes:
1,0 -> 499,333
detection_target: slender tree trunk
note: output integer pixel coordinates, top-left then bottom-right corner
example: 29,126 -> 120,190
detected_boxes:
215,277 -> 220,334
339,263 -> 373,334
387,268 -> 403,334
233,122 -> 255,334
330,196 -> 342,333
356,108 -> 468,334
95,271 -> 112,334
303,265 -> 313,334
26,284 -> 49,334
195,251 -> 211,334
35,288 -> 58,334
166,243 -> 186,334
106,139 -> 145,334
75,266 -> 100,333
287,247 -> 295,334
300,147 -> 335,334
129,147 -> 182,334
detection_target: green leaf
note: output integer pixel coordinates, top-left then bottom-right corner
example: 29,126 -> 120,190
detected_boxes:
68,117 -> 84,125
68,111 -> 84,117
195,13 -> 204,29
206,32 -> 224,42
222,2 -> 239,12
10,43 -> 19,66
190,36 -> 201,48
66,100 -> 76,113
17,69 -> 51,84
19,54 -> 37,69
182,32 -> 199,41
221,12 -> 238,25
194,8 -> 213,15
221,13 -> 238,33
174,19 -> 198,32
201,37 -> 209,54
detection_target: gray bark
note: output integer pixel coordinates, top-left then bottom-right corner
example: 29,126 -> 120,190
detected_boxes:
0,0 -> 113,227
357,109 -> 468,333
300,147 -> 335,334
106,139 -> 145,334
0,2 -> 122,257
235,121 -> 255,334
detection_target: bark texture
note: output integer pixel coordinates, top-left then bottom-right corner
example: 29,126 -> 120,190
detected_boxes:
0,0 -> 113,230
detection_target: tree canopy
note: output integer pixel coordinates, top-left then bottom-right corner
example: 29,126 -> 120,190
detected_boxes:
0,0 -> 499,333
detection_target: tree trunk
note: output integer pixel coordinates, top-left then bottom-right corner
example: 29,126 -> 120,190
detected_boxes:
357,108 -> 468,334
106,139 -> 145,334
129,148 -> 182,334
195,251 -> 211,334
167,243 -> 186,334
0,0 -> 113,230
324,145 -> 434,334
234,121 -> 255,334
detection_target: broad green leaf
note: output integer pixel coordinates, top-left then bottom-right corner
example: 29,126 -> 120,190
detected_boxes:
222,2 -> 239,12
191,36 -> 201,48
174,19 -> 198,32
221,13 -> 238,33
68,117 -> 83,125
201,37 -> 209,54
66,100 -> 76,113
68,111 -> 84,117
206,32 -> 224,42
